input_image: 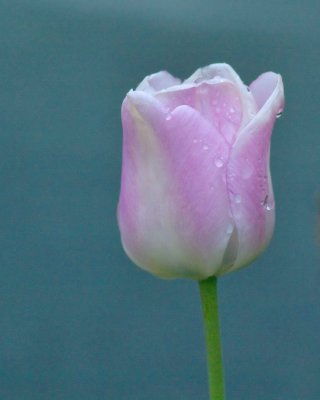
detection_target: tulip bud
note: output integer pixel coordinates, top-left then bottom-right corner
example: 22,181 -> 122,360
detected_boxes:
118,63 -> 284,279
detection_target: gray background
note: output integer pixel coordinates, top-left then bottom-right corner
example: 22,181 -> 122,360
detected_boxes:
0,0 -> 319,399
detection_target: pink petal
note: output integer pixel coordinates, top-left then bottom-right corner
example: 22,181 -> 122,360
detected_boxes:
118,91 -> 233,279
155,79 -> 243,145
249,72 -> 284,111
225,74 -> 284,272
185,63 -> 257,129
136,71 -> 181,93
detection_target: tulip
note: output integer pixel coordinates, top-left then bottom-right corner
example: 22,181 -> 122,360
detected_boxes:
118,63 -> 284,280
118,63 -> 284,400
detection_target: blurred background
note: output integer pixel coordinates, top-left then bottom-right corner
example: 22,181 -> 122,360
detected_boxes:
0,0 -> 319,399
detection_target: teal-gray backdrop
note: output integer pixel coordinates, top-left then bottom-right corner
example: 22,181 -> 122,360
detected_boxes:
1,1 -> 319,399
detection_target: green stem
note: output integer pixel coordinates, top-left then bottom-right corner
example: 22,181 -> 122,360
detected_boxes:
199,276 -> 225,400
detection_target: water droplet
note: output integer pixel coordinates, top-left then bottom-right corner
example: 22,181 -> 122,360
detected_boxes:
229,107 -> 235,113
247,86 -> 251,92
214,157 -> 224,168
203,145 -> 209,151
226,224 -> 233,234
234,194 -> 241,204
241,161 -> 253,179
166,114 -> 172,121
276,111 -> 283,118
221,121 -> 236,145
261,195 -> 274,211
193,139 -> 198,144
198,85 -> 207,94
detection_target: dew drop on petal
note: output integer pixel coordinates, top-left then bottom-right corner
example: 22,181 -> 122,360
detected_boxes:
276,111 -> 283,118
241,161 -> 253,179
203,145 -> 209,151
221,121 -> 237,145
214,157 -> 224,168
234,194 -> 241,204
226,224 -> 233,235
261,195 -> 275,211
199,85 -> 208,94
166,114 -> 172,121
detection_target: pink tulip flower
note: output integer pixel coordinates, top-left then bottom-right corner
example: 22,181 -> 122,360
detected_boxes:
118,63 -> 284,279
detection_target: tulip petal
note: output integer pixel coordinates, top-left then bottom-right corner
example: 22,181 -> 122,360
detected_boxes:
118,91 -> 234,279
225,74 -> 284,273
136,71 -> 181,93
155,79 -> 243,145
249,72 -> 283,112
185,63 -> 257,129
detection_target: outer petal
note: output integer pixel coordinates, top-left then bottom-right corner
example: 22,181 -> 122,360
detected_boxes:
118,91 -> 233,279
249,72 -> 284,112
155,78 -> 243,145
136,71 -> 181,93
225,73 -> 284,273
184,63 -> 257,130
